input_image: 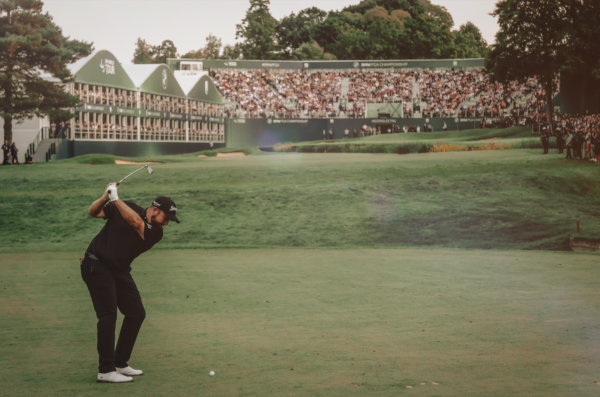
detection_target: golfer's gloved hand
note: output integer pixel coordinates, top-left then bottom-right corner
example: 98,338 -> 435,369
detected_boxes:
106,185 -> 119,202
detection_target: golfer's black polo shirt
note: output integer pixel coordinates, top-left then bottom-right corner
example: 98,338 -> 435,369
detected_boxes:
87,200 -> 163,272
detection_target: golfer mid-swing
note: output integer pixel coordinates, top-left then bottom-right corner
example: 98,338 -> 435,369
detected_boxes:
81,182 -> 179,383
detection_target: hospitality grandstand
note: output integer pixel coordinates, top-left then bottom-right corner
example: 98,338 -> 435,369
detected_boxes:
7,51 -> 578,162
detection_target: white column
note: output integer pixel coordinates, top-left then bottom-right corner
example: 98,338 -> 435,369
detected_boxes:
69,82 -> 75,140
185,99 -> 189,142
137,90 -> 141,141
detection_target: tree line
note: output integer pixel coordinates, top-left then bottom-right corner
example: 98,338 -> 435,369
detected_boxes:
486,0 -> 600,123
133,0 -> 489,63
1,0 -> 599,143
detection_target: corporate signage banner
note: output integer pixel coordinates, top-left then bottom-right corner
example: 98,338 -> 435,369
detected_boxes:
76,103 -> 225,123
190,59 -> 484,70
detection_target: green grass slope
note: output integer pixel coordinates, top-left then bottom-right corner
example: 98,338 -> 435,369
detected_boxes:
0,148 -> 598,253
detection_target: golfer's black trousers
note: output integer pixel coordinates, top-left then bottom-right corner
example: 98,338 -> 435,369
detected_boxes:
81,256 -> 146,373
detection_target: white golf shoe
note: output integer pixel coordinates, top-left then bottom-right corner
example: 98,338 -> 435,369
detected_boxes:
97,371 -> 133,383
116,366 -> 143,376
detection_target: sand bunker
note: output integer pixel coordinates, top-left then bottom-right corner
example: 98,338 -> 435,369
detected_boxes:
197,155 -> 208,158
479,137 -> 500,141
216,152 -> 246,157
115,159 -> 161,165
319,141 -> 339,144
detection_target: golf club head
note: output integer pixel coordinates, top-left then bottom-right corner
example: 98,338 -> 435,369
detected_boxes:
147,166 -> 153,175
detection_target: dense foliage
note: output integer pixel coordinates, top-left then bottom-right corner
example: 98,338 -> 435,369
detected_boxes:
135,0 -> 488,62
486,0 -> 600,123
0,0 -> 92,142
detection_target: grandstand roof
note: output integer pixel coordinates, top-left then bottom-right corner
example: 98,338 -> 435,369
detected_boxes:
175,74 -> 223,105
69,50 -> 137,91
122,64 -> 186,98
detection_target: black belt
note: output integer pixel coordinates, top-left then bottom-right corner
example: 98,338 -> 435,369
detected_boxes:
85,252 -> 99,261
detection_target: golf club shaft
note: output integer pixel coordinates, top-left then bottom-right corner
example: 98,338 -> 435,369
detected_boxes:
117,165 -> 148,186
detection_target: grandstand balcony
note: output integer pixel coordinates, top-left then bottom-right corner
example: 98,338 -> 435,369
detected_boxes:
68,50 -> 225,143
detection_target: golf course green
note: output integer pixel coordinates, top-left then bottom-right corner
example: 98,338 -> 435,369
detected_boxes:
1,132 -> 600,396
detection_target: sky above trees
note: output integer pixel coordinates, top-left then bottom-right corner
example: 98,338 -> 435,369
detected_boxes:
41,0 -> 498,64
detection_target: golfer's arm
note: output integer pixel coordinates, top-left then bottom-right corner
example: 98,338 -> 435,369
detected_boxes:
88,197 -> 110,218
113,200 -> 145,240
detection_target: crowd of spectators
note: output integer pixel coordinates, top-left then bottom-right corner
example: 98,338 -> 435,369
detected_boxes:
205,68 -> 559,121
210,69 -> 298,118
347,70 -> 414,118
75,88 -> 136,108
420,69 -> 487,118
266,71 -> 345,118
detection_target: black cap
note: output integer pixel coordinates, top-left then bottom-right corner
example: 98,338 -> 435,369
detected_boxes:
152,196 -> 180,223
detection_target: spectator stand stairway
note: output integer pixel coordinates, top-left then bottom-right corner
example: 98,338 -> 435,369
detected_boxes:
338,78 -> 350,117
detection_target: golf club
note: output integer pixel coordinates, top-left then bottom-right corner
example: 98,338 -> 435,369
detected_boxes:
116,164 -> 153,186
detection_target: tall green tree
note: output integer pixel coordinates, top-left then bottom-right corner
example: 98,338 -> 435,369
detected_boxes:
181,34 -> 223,59
453,22 -> 488,58
486,0 -> 568,123
291,41 -> 336,61
203,34 -> 222,59
235,0 -> 278,60
276,7 -> 327,59
220,43 -> 242,60
311,0 -> 462,60
132,38 -> 152,64
0,0 -> 92,142
563,0 -> 600,114
150,40 -> 178,64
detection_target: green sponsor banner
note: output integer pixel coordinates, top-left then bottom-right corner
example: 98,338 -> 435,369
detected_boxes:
169,58 -> 484,71
77,103 -> 141,116
77,103 -> 206,121
167,112 -> 185,120
306,59 -> 484,70
369,118 -> 400,124
73,50 -> 137,90
209,117 -> 224,124
269,119 -> 309,124
144,110 -> 163,118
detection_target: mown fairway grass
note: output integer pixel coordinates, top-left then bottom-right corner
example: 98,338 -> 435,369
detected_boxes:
2,249 -> 600,396
2,142 -> 600,396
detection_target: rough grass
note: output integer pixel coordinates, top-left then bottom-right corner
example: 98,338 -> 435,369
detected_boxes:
278,127 -> 550,154
0,149 -> 597,253
2,249 -> 600,397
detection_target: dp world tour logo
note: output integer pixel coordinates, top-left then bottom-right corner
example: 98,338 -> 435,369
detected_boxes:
100,59 -> 115,75
162,70 -> 168,89
267,119 -> 272,124
353,62 -> 359,68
